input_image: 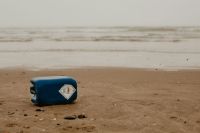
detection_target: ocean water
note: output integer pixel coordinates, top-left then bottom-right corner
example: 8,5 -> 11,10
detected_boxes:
0,27 -> 200,69
0,27 -> 200,42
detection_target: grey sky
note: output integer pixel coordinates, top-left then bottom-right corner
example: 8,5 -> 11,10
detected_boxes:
0,0 -> 199,27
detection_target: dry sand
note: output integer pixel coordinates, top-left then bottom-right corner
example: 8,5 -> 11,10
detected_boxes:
0,68 -> 200,133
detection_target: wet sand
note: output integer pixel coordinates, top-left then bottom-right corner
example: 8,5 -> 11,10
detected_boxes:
1,41 -> 200,69
0,68 -> 200,133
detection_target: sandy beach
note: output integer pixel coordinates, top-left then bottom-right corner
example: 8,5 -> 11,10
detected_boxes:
0,68 -> 200,133
1,0 -> 200,132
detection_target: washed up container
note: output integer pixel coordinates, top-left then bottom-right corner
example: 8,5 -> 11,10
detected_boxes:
30,76 -> 77,106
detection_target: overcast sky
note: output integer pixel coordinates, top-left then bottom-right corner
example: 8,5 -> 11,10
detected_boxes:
0,0 -> 199,27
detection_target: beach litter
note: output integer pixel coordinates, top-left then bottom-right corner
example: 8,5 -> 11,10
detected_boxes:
30,76 -> 77,106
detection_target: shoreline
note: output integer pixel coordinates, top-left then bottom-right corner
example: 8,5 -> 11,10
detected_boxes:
1,40 -> 200,70
1,66 -> 200,72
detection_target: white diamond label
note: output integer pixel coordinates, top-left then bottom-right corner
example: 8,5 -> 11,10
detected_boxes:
59,84 -> 76,100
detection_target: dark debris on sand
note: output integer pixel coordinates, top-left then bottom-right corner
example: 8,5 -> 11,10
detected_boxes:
64,113 -> 87,120
35,108 -> 45,112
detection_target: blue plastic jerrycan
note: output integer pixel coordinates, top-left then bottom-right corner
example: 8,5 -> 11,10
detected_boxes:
30,76 -> 77,106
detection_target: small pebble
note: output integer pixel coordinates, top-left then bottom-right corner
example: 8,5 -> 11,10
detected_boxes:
170,116 -> 177,119
196,120 -> 200,123
64,115 -> 77,120
64,114 -> 88,120
8,112 -> 15,115
23,125 -> 30,129
41,129 -> 46,132
177,99 -> 180,101
52,118 -> 57,121
90,118 -> 95,121
35,108 -> 45,112
39,118 -> 44,121
78,114 -> 87,119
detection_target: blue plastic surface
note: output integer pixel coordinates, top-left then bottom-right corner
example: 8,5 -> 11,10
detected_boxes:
30,76 -> 77,106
